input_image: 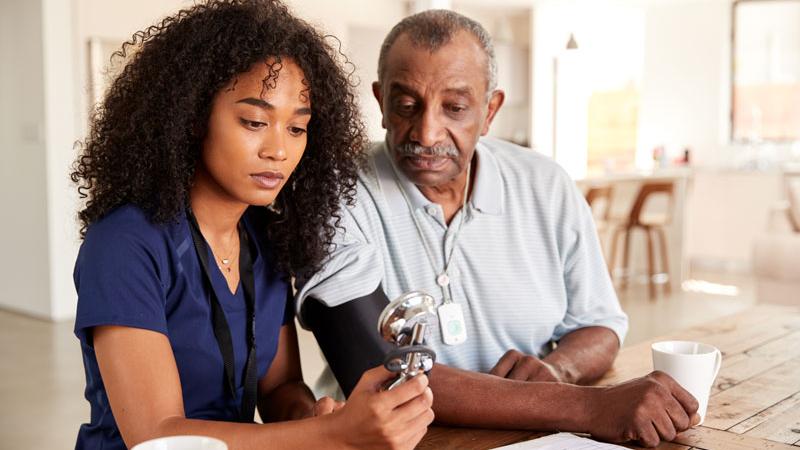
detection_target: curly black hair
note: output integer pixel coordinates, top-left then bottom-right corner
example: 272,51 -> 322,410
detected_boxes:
71,0 -> 367,275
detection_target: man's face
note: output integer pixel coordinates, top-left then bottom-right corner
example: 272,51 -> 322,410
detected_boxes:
373,31 -> 504,187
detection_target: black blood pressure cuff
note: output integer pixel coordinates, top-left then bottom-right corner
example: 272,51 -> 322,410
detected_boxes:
301,286 -> 394,397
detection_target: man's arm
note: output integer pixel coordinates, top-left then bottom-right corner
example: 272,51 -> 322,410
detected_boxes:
303,293 -> 698,447
429,363 -> 589,429
544,326 -> 619,384
430,363 -> 699,447
490,327 -> 620,385
302,288 -> 393,396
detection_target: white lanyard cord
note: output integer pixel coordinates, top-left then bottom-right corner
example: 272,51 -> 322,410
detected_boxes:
391,155 -> 471,304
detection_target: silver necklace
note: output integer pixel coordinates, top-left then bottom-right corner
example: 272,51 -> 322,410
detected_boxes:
215,228 -> 239,273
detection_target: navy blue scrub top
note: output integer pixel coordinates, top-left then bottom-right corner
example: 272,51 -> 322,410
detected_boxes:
73,205 -> 292,450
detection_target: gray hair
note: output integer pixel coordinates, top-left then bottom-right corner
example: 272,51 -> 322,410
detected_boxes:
377,9 -> 497,95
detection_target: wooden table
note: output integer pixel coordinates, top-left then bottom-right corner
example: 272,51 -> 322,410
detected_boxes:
418,304 -> 800,449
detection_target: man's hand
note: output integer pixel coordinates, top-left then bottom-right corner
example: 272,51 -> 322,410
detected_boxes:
489,350 -> 564,382
586,371 -> 700,448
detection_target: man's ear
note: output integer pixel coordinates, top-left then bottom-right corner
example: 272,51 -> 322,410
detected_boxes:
372,81 -> 387,129
480,89 -> 505,136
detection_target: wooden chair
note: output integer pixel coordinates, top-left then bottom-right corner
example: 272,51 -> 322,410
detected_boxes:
585,185 -> 613,221
585,185 -> 614,259
607,181 -> 674,298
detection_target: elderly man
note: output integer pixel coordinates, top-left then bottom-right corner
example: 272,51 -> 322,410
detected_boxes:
296,10 -> 698,448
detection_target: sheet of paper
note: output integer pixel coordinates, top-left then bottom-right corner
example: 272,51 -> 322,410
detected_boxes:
492,432 -> 628,450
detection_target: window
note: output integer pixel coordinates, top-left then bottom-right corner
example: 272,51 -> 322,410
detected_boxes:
587,83 -> 639,175
732,0 -> 800,142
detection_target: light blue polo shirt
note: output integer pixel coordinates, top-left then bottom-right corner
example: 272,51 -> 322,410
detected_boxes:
296,137 -> 627,375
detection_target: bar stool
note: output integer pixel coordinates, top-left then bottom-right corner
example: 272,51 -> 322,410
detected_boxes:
585,185 -> 613,258
586,185 -> 613,221
607,181 -> 674,298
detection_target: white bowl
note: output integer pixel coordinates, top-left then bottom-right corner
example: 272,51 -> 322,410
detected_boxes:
131,436 -> 228,450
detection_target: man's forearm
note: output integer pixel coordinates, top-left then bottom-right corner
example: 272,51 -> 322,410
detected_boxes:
429,364 -> 598,431
543,326 -> 620,385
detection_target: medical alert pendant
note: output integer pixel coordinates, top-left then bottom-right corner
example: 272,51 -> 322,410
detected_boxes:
438,302 -> 467,345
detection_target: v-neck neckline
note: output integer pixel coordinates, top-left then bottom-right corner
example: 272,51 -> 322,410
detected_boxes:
186,208 -> 262,299
207,245 -> 241,297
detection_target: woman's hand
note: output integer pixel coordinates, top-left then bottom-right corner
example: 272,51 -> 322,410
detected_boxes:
328,366 -> 434,450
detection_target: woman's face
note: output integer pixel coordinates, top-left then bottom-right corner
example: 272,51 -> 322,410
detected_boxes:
200,58 -> 310,207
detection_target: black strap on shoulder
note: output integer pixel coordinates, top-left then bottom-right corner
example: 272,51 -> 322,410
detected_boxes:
187,210 -> 257,422
301,286 -> 393,397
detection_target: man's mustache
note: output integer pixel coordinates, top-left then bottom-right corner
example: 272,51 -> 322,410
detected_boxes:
396,143 -> 459,158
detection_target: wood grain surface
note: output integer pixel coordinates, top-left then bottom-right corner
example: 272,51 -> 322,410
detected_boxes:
417,305 -> 800,449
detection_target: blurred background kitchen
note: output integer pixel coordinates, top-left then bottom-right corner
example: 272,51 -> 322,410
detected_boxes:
1,0 -> 798,448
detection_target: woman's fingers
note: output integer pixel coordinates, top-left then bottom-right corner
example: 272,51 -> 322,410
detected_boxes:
380,374 -> 429,410
406,415 -> 434,448
353,366 -> 397,393
395,386 -> 434,423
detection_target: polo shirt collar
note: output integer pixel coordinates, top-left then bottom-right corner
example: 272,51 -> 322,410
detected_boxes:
471,139 -> 504,215
376,139 -> 504,217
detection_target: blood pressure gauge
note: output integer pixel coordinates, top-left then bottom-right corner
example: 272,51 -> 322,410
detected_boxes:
377,291 -> 437,390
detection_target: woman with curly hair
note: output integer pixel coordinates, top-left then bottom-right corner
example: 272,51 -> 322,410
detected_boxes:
70,1 -> 433,449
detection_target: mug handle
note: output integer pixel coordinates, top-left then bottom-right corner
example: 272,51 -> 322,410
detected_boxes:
711,348 -> 722,381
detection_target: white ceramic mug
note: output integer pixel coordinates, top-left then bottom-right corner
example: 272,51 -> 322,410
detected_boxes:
651,340 -> 722,424
131,436 -> 228,450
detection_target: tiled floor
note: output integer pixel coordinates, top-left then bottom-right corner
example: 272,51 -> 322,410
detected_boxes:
0,271 -> 757,449
616,271 -> 757,346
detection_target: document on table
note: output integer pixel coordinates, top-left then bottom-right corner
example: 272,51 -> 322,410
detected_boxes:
492,432 -> 627,449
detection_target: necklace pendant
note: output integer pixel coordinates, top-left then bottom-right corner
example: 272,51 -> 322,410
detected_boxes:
436,273 -> 450,287
221,258 -> 230,265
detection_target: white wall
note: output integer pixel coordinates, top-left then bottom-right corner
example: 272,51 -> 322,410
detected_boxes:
0,0 -> 82,320
43,0 -> 81,320
0,0 -> 52,319
74,0 -> 199,135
